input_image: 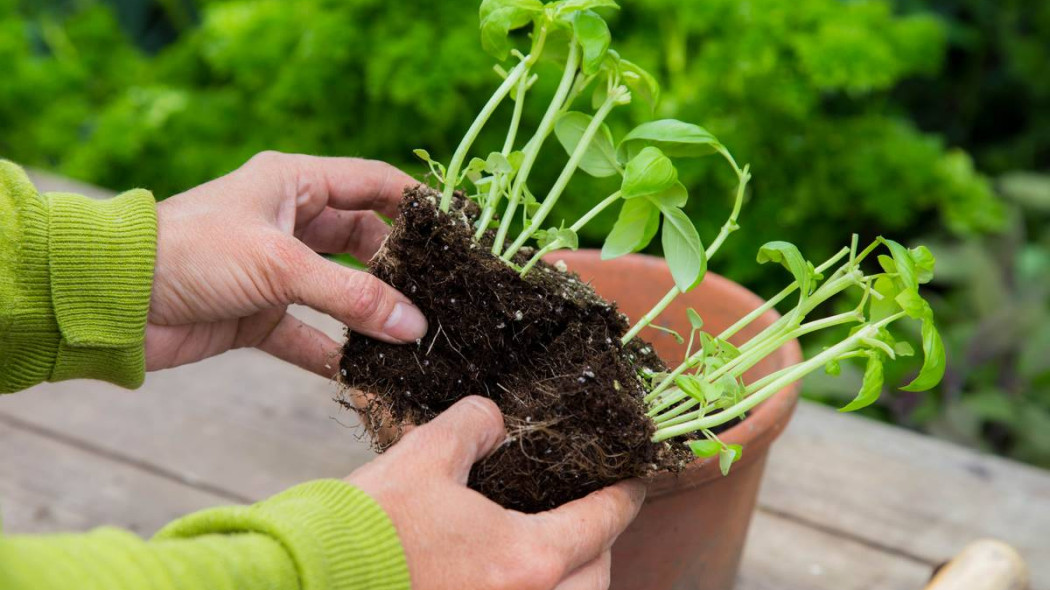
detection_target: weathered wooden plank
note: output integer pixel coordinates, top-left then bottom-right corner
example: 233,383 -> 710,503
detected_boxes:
0,420 -> 229,536
760,402 -> 1050,589
737,508 -> 933,590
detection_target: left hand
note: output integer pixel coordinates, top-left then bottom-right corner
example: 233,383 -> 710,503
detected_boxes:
145,151 -> 427,377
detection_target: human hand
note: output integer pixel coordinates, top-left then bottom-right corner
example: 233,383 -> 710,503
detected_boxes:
347,396 -> 646,590
146,151 -> 427,376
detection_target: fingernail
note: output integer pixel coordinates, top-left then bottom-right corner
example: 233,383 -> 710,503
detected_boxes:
383,302 -> 428,342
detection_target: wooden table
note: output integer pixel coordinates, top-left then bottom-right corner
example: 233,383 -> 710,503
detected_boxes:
3,171 -> 1048,589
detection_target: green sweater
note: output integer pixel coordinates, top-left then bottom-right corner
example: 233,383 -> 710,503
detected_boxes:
0,161 -> 411,589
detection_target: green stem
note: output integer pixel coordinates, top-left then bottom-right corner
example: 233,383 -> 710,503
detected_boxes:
622,288 -> 679,345
518,191 -> 622,276
474,178 -> 507,240
493,43 -> 580,254
440,59 -> 530,212
652,313 -> 905,441
704,151 -> 750,260
474,72 -> 534,240
716,247 -> 850,342
502,93 -> 621,261
571,191 -> 622,233
645,271 -> 859,406
647,309 -> 863,418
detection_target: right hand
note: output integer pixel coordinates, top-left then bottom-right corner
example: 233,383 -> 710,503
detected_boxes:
347,396 -> 646,590
146,152 -> 427,377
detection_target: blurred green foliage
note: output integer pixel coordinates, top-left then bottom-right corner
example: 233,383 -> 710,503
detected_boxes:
0,0 -> 1045,466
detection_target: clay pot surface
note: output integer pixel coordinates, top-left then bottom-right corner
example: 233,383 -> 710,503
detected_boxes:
553,251 -> 803,590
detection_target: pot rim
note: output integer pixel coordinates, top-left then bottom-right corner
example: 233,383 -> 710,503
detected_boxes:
554,251 -> 804,497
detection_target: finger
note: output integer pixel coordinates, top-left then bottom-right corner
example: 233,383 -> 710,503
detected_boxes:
553,551 -> 612,590
276,153 -> 416,217
531,480 -> 645,573
296,208 -> 392,260
394,396 -> 507,482
256,313 -> 344,379
290,247 -> 427,344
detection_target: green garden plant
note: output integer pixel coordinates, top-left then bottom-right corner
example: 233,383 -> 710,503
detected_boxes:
338,0 -> 945,512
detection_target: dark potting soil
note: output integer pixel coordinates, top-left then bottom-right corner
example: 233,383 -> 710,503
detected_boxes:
339,185 -> 689,513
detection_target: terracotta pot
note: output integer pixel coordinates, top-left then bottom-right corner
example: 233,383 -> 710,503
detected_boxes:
552,250 -> 803,590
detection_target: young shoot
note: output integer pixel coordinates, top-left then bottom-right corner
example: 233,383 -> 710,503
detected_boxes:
646,238 -> 946,473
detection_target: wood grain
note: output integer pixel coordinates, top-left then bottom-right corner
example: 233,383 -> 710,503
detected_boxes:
760,403 -> 1049,589
0,419 -> 228,536
738,508 -> 932,590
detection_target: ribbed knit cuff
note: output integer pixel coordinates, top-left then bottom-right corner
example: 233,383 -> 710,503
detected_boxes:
45,190 -> 156,389
154,480 -> 411,590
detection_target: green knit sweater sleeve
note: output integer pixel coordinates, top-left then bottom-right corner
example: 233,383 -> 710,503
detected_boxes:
0,480 -> 412,590
0,160 -> 156,393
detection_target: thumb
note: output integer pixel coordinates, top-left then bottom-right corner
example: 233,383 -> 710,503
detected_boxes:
287,242 -> 428,344
398,397 -> 507,483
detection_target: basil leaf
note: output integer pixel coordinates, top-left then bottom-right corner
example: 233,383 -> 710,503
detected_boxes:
870,275 -> 901,322
618,119 -> 722,161
622,146 -> 677,199
900,303 -> 946,392
687,308 -> 704,330
659,206 -> 707,292
840,354 -> 884,412
687,439 -> 720,458
645,182 -> 688,208
882,238 -> 919,292
911,245 -> 936,284
556,0 -> 619,15
486,152 -> 513,174
480,0 -> 545,60
554,111 -> 620,178
602,198 -> 659,260
757,241 -> 815,298
572,10 -> 611,76
675,375 -> 705,402
719,444 -> 742,475
556,227 -> 579,251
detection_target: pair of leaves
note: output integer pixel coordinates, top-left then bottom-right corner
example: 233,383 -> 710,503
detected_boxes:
480,0 -> 545,60
687,440 -> 743,476
413,149 -> 447,182
555,114 -> 714,291
602,192 -> 707,292
605,146 -> 703,290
